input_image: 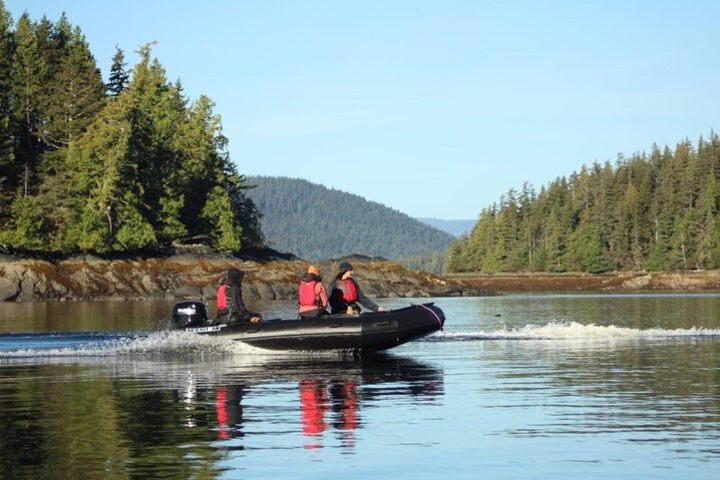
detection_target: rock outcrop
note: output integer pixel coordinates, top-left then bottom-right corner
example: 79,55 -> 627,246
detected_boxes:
0,249 -> 484,302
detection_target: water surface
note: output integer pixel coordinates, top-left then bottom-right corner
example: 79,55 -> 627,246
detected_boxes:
1,294 -> 719,479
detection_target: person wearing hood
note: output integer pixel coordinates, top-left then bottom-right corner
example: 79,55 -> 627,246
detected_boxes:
329,261 -> 383,315
298,265 -> 330,319
216,267 -> 261,324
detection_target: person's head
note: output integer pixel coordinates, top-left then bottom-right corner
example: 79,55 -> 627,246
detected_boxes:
338,261 -> 353,280
307,264 -> 321,276
227,267 -> 244,284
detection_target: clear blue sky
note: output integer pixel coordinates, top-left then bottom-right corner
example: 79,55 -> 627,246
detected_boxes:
6,1 -> 720,219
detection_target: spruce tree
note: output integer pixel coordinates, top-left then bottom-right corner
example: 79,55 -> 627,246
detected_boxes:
0,0 -> 14,228
44,26 -> 104,148
11,13 -> 45,199
695,173 -> 720,268
106,46 -> 129,96
201,185 -> 242,251
64,96 -> 156,252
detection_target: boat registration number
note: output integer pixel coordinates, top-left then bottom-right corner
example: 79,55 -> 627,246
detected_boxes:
185,325 -> 224,333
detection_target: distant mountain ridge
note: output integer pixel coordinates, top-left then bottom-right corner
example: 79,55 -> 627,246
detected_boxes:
416,217 -> 475,237
246,176 -> 454,261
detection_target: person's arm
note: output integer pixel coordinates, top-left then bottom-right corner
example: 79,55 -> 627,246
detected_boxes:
317,283 -> 329,309
352,279 -> 379,312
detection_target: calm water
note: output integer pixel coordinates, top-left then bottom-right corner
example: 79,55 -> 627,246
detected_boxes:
0,294 -> 719,479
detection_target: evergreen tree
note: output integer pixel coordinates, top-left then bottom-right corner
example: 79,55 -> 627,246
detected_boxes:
0,0 -> 14,228
232,180 -> 265,248
106,45 -> 129,96
2,190 -> 47,249
694,173 -> 720,268
11,13 -> 45,199
64,96 -> 155,251
43,26 -> 104,148
201,186 -> 241,251
566,210 -> 608,273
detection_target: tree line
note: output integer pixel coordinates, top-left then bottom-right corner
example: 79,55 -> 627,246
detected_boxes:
0,3 -> 262,254
448,133 -> 720,273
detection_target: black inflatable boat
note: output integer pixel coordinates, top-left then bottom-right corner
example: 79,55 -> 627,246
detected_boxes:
172,302 -> 445,352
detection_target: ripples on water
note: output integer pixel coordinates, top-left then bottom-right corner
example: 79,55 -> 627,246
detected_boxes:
0,294 -> 719,479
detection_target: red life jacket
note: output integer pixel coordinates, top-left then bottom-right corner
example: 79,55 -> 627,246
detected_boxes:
299,280 -> 320,307
217,284 -> 228,310
342,278 -> 359,303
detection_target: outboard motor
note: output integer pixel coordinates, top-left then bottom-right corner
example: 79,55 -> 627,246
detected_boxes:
172,301 -> 210,329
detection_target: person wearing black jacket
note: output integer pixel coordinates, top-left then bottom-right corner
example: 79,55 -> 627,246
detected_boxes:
329,261 -> 384,315
216,267 -> 261,324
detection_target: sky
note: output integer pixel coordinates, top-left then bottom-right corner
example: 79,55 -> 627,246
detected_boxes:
5,0 -> 720,219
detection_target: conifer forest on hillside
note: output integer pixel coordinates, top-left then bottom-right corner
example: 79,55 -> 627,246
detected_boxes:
0,4 -> 263,254
448,133 -> 720,274
246,176 -> 454,267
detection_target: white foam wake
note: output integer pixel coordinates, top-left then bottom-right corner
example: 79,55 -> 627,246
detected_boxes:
432,321 -> 720,341
0,330 -> 265,359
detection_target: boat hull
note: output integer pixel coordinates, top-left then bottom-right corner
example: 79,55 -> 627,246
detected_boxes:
184,303 -> 445,352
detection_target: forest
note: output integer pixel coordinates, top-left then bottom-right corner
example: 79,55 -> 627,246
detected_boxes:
448,133 -> 720,273
0,3 -> 263,254
246,176 -> 453,265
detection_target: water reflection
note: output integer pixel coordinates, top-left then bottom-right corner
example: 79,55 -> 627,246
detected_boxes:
165,355 -> 443,455
215,385 -> 245,442
298,379 -> 362,451
0,354 -> 443,478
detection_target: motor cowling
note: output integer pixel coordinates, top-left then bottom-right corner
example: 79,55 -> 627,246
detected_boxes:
172,301 -> 210,328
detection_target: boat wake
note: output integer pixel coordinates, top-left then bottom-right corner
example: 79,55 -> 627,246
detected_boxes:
2,322 -> 719,360
0,330 -> 262,359
425,321 -> 720,342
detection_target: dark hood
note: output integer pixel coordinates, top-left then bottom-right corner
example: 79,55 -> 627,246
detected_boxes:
227,268 -> 244,285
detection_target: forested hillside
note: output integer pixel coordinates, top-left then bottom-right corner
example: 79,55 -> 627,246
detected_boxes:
246,176 -> 454,262
448,133 -> 720,273
0,4 -> 262,254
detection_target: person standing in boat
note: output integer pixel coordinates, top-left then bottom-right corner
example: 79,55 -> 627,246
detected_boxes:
329,261 -> 383,315
216,267 -> 261,324
298,265 -> 330,319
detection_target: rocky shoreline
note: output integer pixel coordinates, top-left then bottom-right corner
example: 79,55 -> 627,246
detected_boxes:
0,247 -> 486,303
5,245 -> 720,303
450,271 -> 720,292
